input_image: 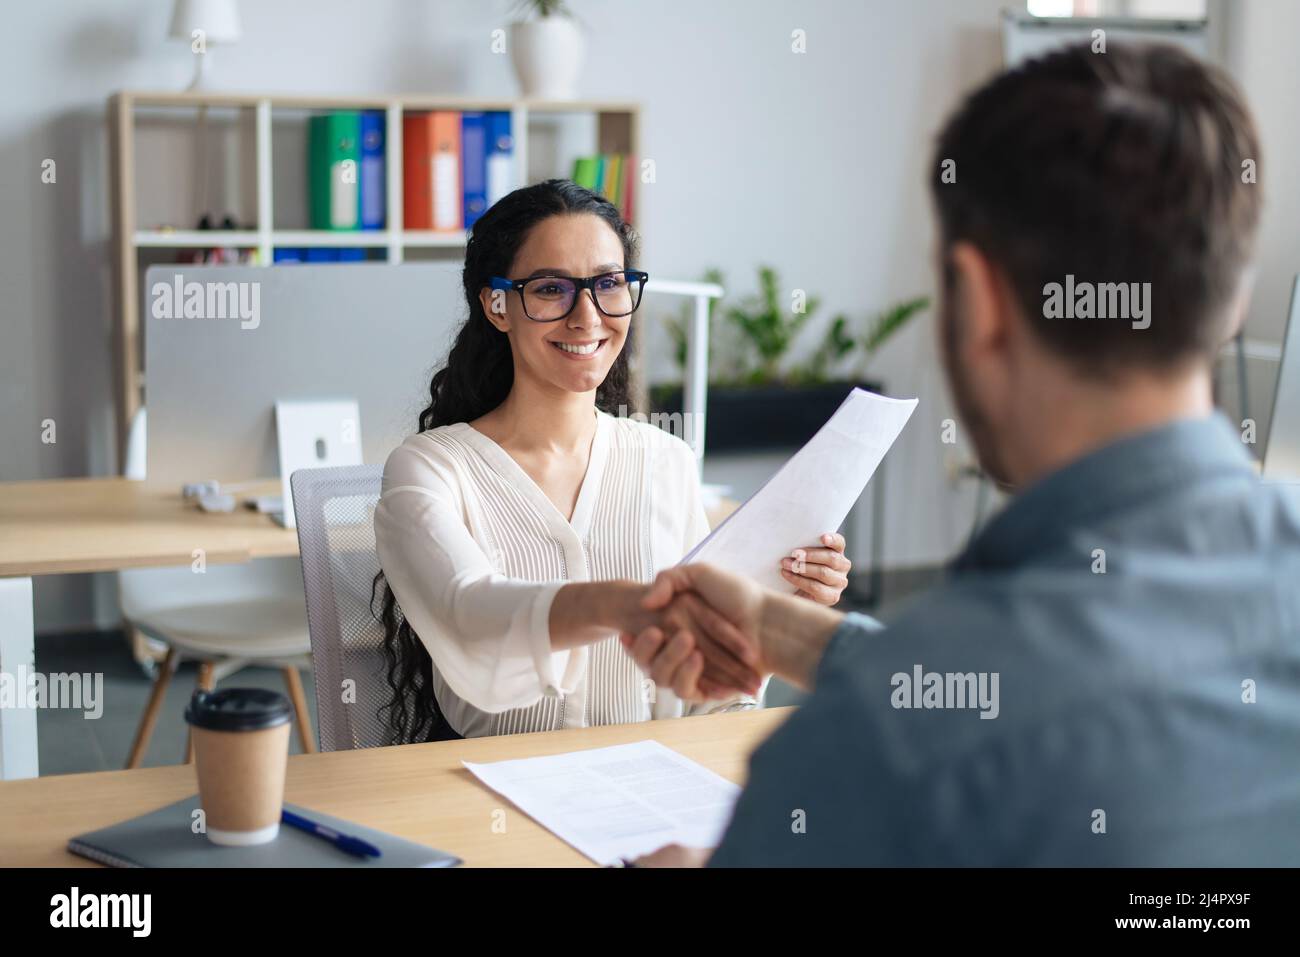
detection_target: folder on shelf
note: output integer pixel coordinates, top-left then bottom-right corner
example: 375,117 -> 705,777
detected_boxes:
462,112 -> 489,229
308,111 -> 361,231
402,113 -> 434,230
432,112 -> 463,231
622,154 -> 636,223
485,111 -> 514,209
403,111 -> 462,232
572,155 -> 599,191
359,111 -> 386,230
402,113 -> 431,230
571,153 -> 632,221
606,154 -> 622,211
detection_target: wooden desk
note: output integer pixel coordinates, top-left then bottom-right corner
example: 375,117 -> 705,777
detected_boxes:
0,707 -> 791,867
0,477 -> 297,577
0,477 -> 297,780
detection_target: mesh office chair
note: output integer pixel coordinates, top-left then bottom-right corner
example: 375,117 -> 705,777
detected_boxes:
290,464 -> 393,751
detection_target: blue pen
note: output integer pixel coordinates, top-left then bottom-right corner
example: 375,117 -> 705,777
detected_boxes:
281,809 -> 382,859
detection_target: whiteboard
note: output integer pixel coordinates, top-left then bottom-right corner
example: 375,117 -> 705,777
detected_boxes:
1001,11 -> 1209,66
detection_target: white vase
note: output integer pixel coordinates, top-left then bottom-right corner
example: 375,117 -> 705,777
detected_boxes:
509,17 -> 585,100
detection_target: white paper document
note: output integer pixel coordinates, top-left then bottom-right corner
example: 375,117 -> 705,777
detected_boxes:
685,387 -> 917,592
463,740 -> 741,865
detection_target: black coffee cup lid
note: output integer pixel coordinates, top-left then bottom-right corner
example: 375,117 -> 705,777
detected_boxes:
184,688 -> 292,732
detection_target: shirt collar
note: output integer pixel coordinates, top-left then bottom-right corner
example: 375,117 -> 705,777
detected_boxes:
954,413 -> 1257,572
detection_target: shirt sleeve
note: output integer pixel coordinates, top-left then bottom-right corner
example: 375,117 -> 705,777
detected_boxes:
708,616 -> 896,866
373,438 -> 580,714
690,615 -> 879,716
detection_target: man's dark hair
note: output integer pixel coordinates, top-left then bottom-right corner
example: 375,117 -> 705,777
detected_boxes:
931,42 -> 1262,375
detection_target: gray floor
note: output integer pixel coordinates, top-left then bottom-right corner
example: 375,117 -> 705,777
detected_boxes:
34,631 -> 319,776
33,567 -> 942,777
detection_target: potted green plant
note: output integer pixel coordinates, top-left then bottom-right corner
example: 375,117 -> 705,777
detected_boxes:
653,267 -> 929,452
509,0 -> 584,100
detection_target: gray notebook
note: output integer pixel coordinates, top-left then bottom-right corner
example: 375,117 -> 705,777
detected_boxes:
68,796 -> 461,868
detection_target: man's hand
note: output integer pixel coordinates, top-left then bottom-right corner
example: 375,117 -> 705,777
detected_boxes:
620,563 -> 768,701
623,599 -> 762,700
577,576 -> 759,696
621,562 -> 846,700
629,843 -> 710,868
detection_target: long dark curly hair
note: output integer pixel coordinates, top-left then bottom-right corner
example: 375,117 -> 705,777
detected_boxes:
373,179 -> 639,744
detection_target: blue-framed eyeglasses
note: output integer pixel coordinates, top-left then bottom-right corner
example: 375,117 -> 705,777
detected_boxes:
489,270 -> 649,322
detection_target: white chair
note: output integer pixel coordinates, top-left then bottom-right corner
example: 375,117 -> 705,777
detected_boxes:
120,409 -> 316,767
288,464 -> 389,751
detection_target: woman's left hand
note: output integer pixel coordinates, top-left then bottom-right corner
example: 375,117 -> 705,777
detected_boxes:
780,532 -> 851,606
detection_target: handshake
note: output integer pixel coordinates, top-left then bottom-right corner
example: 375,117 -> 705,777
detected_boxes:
619,564 -> 770,702
613,561 -> 846,703
565,534 -> 848,702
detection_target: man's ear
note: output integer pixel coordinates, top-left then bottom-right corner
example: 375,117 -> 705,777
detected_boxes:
479,286 -> 512,333
948,241 -> 1013,363
1222,273 -> 1254,343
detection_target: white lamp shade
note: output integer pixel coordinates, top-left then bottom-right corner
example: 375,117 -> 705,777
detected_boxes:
169,0 -> 241,44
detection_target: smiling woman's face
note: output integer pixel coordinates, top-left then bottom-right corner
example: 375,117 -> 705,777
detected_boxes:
479,213 -> 629,399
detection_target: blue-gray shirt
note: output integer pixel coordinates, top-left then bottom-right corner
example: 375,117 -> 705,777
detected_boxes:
710,415 -> 1300,866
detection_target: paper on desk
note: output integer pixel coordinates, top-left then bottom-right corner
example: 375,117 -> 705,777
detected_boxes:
684,388 -> 917,592
463,740 -> 740,865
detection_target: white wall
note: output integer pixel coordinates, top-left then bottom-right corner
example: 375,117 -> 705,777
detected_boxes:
2,0 -> 1296,632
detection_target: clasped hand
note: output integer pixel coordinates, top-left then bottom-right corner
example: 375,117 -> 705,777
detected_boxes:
619,563 -> 768,702
618,534 -> 848,702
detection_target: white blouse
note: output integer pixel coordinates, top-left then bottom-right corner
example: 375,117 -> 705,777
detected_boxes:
374,410 -> 756,738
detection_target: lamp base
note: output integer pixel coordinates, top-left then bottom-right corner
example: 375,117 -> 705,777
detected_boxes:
184,49 -> 217,92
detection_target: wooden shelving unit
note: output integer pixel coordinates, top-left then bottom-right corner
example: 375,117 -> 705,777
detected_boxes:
107,90 -> 642,460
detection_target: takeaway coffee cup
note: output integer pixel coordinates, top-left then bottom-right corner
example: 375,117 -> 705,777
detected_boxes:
184,688 -> 292,846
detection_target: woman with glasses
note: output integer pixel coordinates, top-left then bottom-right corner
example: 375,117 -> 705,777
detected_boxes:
373,179 -> 850,742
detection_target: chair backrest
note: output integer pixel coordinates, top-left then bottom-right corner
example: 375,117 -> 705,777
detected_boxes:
289,463 -> 389,752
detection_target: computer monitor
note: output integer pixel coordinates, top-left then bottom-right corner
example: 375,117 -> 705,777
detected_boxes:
144,262 -> 466,487
1262,276 -> 1300,481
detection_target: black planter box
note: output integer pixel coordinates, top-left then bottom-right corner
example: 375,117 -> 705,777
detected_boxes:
650,380 -> 884,453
